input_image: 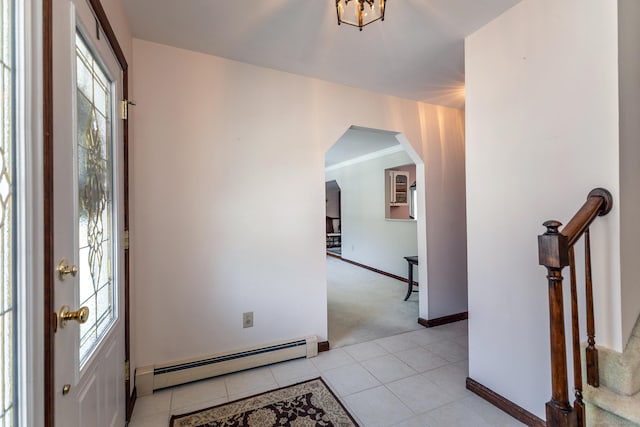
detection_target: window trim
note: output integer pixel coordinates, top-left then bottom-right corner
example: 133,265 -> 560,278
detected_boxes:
16,0 -> 45,425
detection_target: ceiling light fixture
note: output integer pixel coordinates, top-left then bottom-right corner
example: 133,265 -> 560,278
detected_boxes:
336,0 -> 386,31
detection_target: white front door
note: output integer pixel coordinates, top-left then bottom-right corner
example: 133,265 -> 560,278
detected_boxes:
52,0 -> 126,425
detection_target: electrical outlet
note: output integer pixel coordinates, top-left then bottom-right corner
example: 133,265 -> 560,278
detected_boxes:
243,312 -> 253,328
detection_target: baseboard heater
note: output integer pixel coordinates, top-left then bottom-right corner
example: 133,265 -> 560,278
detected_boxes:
135,336 -> 318,396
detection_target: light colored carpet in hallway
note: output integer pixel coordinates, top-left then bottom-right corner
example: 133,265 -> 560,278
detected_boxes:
327,256 -> 421,348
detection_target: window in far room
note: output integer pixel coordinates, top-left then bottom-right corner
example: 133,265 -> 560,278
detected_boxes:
409,181 -> 417,219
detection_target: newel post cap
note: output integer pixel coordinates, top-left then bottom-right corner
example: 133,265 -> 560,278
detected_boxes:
538,220 -> 570,269
543,220 -> 562,234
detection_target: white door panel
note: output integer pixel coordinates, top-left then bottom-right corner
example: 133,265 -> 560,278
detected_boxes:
53,0 -> 125,425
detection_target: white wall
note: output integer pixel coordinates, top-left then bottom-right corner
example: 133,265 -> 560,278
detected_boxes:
326,150 -> 418,279
131,39 -> 467,368
618,0 -> 640,348
422,110 -> 468,319
100,0 -> 132,62
466,0 -> 620,418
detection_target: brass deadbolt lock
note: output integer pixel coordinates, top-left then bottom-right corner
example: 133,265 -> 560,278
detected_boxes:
57,259 -> 78,281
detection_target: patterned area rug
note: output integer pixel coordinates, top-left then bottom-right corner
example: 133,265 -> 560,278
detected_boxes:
169,377 -> 359,427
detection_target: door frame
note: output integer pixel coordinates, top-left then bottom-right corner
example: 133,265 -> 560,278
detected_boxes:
43,0 -> 132,424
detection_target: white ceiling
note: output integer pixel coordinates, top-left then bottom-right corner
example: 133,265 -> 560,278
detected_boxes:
123,0 -> 521,110
325,126 -> 400,167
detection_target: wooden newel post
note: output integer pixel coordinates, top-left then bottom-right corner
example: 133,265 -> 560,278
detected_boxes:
538,221 -> 578,427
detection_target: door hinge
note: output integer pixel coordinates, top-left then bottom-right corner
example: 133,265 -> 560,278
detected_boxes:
121,99 -> 136,120
120,100 -> 128,120
123,229 -> 129,250
124,360 -> 130,382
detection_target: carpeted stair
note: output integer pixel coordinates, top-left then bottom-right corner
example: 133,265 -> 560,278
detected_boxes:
584,316 -> 640,426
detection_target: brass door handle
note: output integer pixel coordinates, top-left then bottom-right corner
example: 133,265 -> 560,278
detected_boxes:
57,259 -> 78,280
59,306 -> 89,328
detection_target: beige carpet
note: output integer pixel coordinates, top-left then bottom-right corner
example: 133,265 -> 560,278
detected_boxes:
327,256 -> 420,348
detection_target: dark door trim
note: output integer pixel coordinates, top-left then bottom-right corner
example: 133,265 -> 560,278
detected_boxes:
43,1 -> 131,424
43,0 -> 54,424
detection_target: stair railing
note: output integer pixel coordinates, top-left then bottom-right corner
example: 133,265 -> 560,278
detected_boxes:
538,188 -> 613,427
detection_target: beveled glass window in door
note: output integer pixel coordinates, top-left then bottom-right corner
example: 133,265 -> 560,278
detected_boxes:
75,33 -> 116,365
1,0 -> 16,423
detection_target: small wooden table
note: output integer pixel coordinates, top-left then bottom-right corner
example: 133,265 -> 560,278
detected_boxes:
404,256 -> 418,301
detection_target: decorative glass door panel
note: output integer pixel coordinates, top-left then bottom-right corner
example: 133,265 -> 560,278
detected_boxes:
75,33 -> 116,366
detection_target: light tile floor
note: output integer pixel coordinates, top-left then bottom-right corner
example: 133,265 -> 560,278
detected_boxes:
128,320 -> 526,427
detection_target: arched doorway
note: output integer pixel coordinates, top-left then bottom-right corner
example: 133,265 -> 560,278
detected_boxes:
324,126 -> 427,348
